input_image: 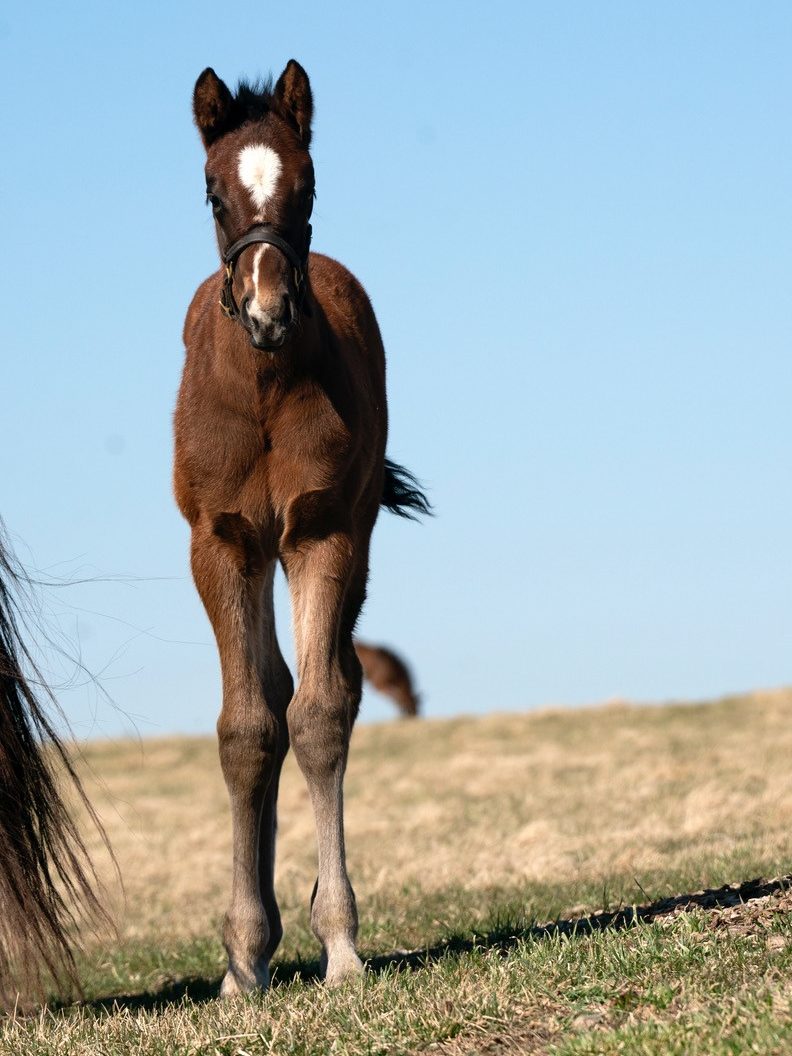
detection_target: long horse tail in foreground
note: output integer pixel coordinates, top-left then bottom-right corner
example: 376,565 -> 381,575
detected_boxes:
381,458 -> 432,520
0,524 -> 109,1006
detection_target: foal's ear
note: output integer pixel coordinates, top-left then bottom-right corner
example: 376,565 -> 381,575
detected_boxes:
274,60 -> 313,147
193,68 -> 237,148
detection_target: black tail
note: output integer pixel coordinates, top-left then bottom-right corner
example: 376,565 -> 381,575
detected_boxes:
0,523 -> 111,1006
381,458 -> 432,521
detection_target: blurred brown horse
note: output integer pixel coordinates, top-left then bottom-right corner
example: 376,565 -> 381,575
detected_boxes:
355,641 -> 421,717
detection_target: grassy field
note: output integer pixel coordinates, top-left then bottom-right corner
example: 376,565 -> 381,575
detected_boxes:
3,688 -> 792,1054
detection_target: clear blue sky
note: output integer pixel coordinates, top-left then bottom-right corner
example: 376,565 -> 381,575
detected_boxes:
1,2 -> 790,736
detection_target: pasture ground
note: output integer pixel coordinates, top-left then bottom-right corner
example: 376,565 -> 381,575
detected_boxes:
3,688 -> 792,1055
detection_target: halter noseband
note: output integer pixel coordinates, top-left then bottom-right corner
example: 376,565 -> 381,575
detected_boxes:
219,223 -> 312,321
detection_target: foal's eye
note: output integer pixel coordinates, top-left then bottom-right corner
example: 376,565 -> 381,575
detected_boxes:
206,192 -> 224,215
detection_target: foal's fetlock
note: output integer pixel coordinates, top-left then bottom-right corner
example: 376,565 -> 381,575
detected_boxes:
322,944 -> 365,987
310,882 -> 362,986
220,911 -> 271,996
220,958 -> 270,997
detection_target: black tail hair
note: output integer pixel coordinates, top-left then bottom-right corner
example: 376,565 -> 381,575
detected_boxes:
0,522 -> 112,1006
381,458 -> 432,521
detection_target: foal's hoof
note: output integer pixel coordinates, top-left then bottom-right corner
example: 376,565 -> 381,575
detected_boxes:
220,960 -> 270,998
323,949 -> 365,988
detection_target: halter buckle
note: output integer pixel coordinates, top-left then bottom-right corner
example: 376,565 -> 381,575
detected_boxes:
220,262 -> 236,319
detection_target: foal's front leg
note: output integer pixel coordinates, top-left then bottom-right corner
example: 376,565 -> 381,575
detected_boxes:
284,535 -> 366,986
191,527 -> 278,996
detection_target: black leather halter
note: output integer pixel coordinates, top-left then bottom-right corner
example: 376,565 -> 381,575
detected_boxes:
219,223 -> 312,320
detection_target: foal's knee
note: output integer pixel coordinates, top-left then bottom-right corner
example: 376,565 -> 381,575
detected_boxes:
288,670 -> 360,779
217,708 -> 279,790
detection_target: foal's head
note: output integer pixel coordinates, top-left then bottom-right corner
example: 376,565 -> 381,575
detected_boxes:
193,61 -> 315,351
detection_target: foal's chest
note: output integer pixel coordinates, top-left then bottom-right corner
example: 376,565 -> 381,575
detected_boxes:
234,379 -> 354,523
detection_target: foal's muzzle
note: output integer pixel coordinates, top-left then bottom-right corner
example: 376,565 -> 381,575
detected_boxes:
240,292 -> 294,350
219,223 -> 311,352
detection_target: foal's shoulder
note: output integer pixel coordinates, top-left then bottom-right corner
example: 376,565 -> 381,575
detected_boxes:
309,253 -> 375,316
183,270 -> 222,347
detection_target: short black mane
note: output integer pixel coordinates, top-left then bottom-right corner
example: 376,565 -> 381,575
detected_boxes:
234,77 -> 276,123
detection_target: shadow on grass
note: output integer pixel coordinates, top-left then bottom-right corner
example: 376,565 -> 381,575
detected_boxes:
81,873 -> 792,1013
81,975 -> 221,1014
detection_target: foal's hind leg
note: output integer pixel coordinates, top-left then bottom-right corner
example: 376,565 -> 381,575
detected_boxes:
283,534 -> 366,985
191,527 -> 279,995
256,604 -> 293,965
257,724 -> 289,964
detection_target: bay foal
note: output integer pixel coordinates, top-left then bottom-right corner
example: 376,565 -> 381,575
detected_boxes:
174,61 -> 427,995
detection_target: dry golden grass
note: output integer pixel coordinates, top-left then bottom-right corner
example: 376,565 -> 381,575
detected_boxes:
73,687 -> 792,943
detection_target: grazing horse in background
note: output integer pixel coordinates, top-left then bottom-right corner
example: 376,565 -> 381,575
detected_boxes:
174,59 -> 428,994
355,641 -> 421,717
0,524 -> 107,1007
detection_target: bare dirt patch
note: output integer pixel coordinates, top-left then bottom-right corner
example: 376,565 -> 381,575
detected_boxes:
536,874 -> 792,940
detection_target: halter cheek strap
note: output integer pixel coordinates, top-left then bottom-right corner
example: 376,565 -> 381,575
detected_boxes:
219,223 -> 312,321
